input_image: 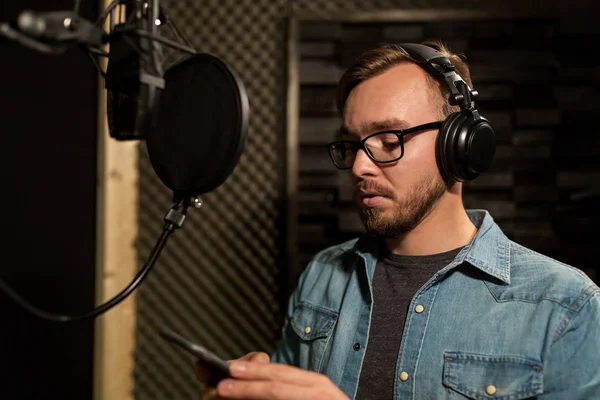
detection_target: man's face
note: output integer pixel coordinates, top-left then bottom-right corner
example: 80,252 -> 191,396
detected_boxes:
342,63 -> 448,237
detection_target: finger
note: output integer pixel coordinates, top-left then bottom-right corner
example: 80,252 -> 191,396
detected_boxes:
217,379 -> 317,400
199,352 -> 269,382
234,351 -> 270,365
228,362 -> 325,386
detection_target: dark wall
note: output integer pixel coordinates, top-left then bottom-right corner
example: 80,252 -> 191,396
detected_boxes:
295,16 -> 600,286
0,1 -> 99,399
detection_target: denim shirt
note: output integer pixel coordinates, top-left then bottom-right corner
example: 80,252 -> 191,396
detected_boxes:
272,210 -> 600,399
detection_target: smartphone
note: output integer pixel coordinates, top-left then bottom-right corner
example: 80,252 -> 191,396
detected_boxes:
159,328 -> 232,386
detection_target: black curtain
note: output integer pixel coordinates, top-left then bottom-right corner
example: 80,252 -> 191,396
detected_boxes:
0,1 -> 99,399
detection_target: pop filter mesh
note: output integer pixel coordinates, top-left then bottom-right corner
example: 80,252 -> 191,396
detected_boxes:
146,53 -> 248,196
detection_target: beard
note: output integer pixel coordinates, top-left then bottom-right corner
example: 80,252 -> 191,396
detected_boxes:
354,172 -> 447,238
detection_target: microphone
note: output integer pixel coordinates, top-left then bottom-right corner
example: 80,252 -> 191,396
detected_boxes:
105,0 -> 165,141
0,0 -> 249,322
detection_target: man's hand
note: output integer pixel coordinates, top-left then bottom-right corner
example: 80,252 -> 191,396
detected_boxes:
214,361 -> 349,400
196,352 -> 270,400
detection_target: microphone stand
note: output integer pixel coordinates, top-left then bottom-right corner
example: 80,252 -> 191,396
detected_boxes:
0,1 -> 204,322
0,194 -> 203,322
0,3 -> 197,73
0,10 -> 104,54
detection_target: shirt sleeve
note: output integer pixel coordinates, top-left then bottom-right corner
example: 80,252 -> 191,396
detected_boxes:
542,288 -> 600,399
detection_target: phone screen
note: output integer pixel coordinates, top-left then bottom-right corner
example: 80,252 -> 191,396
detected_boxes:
159,328 -> 232,386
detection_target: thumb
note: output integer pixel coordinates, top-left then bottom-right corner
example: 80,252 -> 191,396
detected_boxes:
195,352 -> 270,383
233,351 -> 270,364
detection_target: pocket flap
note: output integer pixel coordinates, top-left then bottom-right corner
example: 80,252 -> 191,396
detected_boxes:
443,352 -> 544,399
291,302 -> 338,341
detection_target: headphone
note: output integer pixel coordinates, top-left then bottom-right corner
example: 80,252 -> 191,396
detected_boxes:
396,43 -> 496,182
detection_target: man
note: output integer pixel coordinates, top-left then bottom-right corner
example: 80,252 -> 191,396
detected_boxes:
197,41 -> 600,399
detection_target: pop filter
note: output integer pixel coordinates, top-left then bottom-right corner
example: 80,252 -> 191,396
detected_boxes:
146,53 -> 249,198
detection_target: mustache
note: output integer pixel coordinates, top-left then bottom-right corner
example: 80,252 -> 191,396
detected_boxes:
353,180 -> 396,200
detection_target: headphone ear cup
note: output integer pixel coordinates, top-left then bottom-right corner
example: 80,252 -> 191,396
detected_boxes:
436,112 -> 467,182
464,116 -> 496,177
436,112 -> 497,182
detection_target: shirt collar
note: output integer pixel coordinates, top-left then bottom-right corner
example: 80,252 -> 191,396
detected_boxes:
350,209 -> 511,284
455,210 -> 511,284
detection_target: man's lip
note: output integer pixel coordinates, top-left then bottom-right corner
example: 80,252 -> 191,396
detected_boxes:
358,190 -> 383,198
361,195 -> 385,207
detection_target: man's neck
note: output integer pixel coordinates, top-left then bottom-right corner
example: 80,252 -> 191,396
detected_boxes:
383,193 -> 477,256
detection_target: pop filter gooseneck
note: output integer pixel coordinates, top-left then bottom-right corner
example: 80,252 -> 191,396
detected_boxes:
0,0 -> 249,322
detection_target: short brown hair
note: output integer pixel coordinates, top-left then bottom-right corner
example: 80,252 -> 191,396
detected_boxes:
336,40 -> 474,119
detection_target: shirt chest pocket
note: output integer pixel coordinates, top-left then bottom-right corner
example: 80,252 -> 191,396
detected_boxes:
443,352 -> 544,400
290,302 -> 338,373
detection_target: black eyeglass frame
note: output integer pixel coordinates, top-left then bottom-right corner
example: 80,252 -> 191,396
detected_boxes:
327,121 -> 443,170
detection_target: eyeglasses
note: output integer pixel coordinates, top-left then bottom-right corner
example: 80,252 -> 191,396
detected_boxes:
327,121 -> 443,170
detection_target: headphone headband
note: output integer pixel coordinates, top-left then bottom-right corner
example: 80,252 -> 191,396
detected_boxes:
396,43 -> 479,113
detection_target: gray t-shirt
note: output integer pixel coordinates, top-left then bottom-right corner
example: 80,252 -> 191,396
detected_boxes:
355,246 -> 463,400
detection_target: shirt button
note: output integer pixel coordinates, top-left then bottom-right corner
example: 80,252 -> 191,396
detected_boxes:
353,342 -> 361,351
415,304 -> 425,313
486,385 -> 497,395
399,371 -> 409,381
304,326 -> 311,334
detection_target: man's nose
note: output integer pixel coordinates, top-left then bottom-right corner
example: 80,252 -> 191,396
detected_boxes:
351,148 -> 378,178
